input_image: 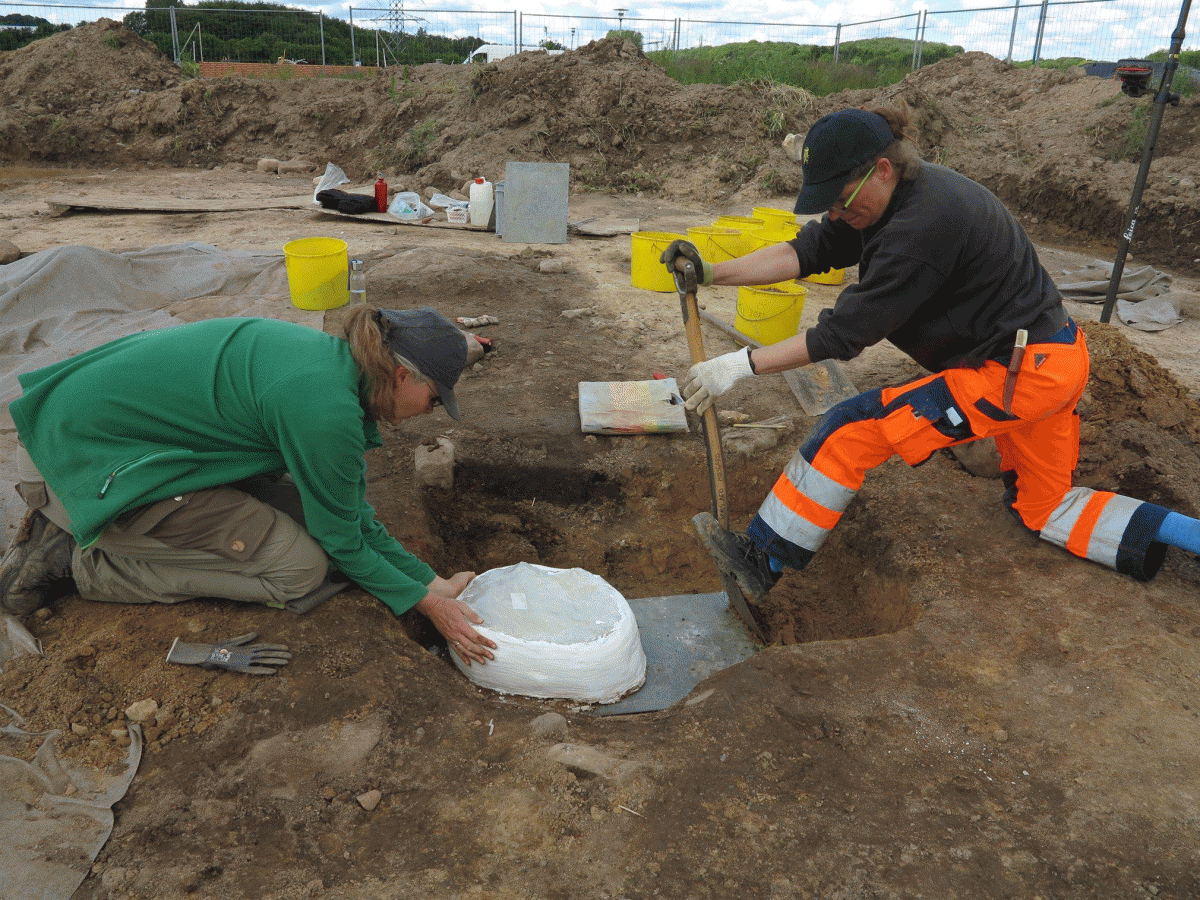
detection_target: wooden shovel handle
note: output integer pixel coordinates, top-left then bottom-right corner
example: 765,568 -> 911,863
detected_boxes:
677,267 -> 730,530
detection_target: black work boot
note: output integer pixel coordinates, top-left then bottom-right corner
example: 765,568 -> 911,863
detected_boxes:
692,512 -> 780,605
0,509 -> 77,616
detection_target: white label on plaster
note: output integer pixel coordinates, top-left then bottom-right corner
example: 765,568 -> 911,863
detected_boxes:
510,592 -> 528,610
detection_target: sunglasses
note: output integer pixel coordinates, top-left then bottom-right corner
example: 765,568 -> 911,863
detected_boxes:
831,163 -> 876,213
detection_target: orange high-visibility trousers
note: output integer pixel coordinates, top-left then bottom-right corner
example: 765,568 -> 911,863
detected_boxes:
748,321 -> 1171,581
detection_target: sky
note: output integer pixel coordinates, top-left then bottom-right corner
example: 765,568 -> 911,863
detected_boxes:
22,0 -> 1194,62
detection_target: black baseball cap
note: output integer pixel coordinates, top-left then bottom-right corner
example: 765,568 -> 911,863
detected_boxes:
793,108 -> 895,215
378,307 -> 467,420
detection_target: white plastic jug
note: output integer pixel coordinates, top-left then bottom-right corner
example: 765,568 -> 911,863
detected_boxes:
469,177 -> 494,227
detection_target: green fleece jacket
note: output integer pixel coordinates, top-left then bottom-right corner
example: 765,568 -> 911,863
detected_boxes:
10,317 -> 436,614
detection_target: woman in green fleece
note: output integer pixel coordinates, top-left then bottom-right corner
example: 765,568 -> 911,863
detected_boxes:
1,306 -> 497,665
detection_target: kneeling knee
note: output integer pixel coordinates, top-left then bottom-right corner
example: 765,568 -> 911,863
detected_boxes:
278,541 -> 328,599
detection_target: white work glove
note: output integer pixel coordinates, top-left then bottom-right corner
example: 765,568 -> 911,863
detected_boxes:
681,347 -> 754,415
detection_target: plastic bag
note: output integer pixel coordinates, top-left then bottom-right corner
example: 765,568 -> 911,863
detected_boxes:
1,614 -> 42,673
428,192 -> 468,210
388,191 -> 435,220
312,162 -> 349,204
578,379 -> 689,434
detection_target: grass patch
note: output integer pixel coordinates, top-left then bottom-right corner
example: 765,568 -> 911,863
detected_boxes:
1011,56 -> 1090,71
1109,101 -> 1151,163
385,119 -> 440,170
760,168 -> 795,195
647,38 -> 961,96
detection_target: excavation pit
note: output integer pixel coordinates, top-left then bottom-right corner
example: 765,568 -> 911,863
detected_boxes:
419,445 -> 923,649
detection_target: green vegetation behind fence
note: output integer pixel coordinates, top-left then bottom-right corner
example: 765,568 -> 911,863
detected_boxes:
7,0 -> 1195,99
120,0 -> 482,66
648,38 -> 965,95
0,13 -> 70,51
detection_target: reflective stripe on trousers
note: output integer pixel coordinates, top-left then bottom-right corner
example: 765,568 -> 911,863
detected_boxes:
749,321 -> 1170,581
1039,487 -> 1169,582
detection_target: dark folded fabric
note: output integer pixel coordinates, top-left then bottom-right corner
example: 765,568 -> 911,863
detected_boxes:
316,189 -> 377,214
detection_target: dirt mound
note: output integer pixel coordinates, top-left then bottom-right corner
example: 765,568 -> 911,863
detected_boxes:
0,19 -> 180,106
876,53 -> 1200,270
0,20 -> 181,161
0,24 -> 1197,271
1075,322 -> 1200,518
420,38 -> 812,198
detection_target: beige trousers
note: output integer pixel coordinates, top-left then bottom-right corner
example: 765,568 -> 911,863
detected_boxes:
17,445 -> 328,606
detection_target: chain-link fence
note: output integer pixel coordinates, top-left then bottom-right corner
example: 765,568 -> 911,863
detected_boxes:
0,0 -> 1190,69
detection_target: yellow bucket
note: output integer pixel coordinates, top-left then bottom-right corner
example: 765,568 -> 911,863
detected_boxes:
745,226 -> 798,256
752,222 -> 799,243
735,282 -> 807,345
284,237 -> 349,310
713,215 -> 764,257
686,226 -> 740,263
714,215 -> 763,230
752,206 -> 798,230
807,267 -> 846,285
631,231 -> 684,292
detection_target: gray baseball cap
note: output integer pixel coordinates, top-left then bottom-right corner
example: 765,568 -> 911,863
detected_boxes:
378,307 -> 467,420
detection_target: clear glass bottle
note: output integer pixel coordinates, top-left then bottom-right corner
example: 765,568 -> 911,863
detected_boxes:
349,258 -> 366,305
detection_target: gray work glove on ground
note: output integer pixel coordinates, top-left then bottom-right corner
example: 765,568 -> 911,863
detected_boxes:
166,632 -> 291,674
681,347 -> 755,414
660,240 -> 714,287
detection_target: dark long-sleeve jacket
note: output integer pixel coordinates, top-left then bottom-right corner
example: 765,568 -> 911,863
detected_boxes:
790,162 -> 1065,371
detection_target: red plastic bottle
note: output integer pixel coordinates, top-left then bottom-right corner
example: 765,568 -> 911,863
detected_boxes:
374,175 -> 387,213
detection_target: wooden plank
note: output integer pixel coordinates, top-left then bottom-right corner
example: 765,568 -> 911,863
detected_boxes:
46,195 -> 315,216
309,207 -> 490,231
569,218 -> 639,237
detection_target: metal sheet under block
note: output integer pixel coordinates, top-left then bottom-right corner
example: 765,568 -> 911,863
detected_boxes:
500,162 -> 569,244
591,592 -> 759,716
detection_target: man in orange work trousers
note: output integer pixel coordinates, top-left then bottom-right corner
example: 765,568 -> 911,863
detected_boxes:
664,105 -> 1200,604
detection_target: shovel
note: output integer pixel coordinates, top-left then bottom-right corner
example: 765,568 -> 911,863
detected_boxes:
674,258 -> 766,645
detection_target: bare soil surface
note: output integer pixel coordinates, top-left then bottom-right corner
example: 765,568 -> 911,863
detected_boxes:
1,21 -> 1200,900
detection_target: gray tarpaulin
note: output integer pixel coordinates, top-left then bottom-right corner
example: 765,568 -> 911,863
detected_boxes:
1058,260 -> 1183,331
0,242 -> 310,552
1,614 -> 142,900
0,703 -> 142,900
0,242 -> 293,407
0,243 -> 318,900
1058,261 -> 1172,302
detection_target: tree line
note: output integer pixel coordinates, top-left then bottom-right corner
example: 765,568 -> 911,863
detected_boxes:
119,1 -> 484,66
0,14 -> 71,52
